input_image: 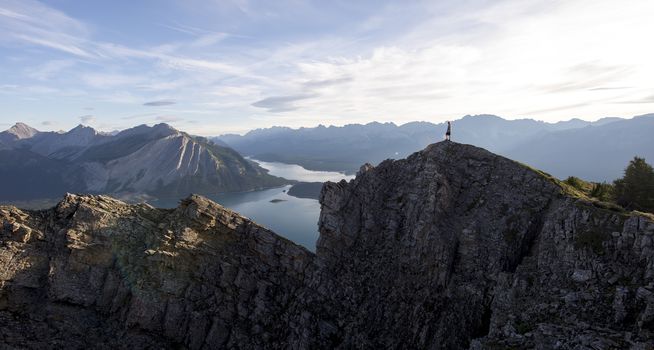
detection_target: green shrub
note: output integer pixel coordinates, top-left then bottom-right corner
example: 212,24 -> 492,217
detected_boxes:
590,182 -> 614,202
564,176 -> 592,192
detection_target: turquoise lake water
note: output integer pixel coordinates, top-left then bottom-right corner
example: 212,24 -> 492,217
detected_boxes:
149,160 -> 353,251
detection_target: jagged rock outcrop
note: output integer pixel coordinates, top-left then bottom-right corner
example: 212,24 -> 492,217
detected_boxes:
316,142 -> 654,349
1,141 -> 653,349
0,194 -> 313,348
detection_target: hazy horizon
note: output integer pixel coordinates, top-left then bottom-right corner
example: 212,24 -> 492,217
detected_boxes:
3,112 -> 648,137
1,0 -> 653,135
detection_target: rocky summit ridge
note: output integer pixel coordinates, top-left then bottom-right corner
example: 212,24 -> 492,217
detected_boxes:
1,141 -> 653,349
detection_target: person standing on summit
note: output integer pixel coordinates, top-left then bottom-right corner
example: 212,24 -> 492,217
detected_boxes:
445,121 -> 451,141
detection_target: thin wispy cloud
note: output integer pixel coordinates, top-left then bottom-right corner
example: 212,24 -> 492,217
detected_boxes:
155,115 -> 183,122
121,112 -> 157,120
589,87 -> 632,91
79,115 -> 95,124
252,94 -> 318,113
302,77 -> 353,89
0,0 -> 92,57
189,32 -> 229,48
81,73 -> 143,89
523,103 -> 592,115
612,95 -> 654,105
144,100 -> 176,106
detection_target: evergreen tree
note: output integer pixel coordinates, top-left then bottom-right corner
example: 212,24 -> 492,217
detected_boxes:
613,157 -> 654,212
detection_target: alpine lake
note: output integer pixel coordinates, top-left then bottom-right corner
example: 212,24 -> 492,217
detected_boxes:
148,160 -> 355,251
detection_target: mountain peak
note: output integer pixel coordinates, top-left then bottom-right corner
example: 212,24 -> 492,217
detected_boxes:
7,122 -> 39,139
68,124 -> 98,136
316,141 -> 654,348
152,122 -> 176,130
114,123 -> 179,140
152,122 -> 180,135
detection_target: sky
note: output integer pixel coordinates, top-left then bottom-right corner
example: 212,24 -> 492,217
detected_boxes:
0,0 -> 653,135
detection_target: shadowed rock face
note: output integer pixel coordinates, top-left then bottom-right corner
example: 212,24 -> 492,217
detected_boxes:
0,194 -> 313,348
1,141 -> 654,349
316,142 -> 654,349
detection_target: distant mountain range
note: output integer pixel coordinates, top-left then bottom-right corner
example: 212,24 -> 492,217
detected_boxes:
4,113 -> 652,206
215,114 -> 654,182
0,123 -> 286,205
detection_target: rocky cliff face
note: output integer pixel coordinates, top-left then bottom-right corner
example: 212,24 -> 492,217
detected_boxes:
0,194 -> 313,348
316,142 -> 654,349
1,141 -> 653,349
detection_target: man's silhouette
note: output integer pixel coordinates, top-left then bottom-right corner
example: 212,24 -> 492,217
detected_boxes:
445,121 -> 451,141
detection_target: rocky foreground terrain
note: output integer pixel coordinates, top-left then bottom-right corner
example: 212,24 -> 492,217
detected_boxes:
1,141 -> 653,349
